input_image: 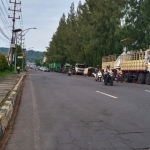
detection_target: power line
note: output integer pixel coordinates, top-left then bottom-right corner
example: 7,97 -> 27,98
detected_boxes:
0,7 -> 12,36
1,0 -> 12,27
0,35 -> 10,43
0,28 -> 11,40
0,4 -> 11,29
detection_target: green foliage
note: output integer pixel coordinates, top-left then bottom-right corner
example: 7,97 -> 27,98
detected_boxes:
26,50 -> 43,62
0,71 -> 14,78
0,53 -> 8,72
45,0 -> 150,67
34,58 -> 42,66
16,45 -> 23,68
0,48 -> 43,63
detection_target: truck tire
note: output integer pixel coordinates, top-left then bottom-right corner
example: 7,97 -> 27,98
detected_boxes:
145,73 -> 150,85
124,73 -> 130,82
138,73 -> 145,84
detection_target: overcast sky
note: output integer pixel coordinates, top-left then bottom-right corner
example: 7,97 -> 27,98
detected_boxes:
0,0 -> 85,51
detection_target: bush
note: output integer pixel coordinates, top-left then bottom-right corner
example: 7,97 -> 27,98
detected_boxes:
0,53 -> 8,72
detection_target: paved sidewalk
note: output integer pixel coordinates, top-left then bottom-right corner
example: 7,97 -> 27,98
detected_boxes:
0,73 -> 24,103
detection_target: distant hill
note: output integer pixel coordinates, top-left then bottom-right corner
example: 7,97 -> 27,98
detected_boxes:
0,47 -> 9,56
0,47 -> 43,62
26,50 -> 43,62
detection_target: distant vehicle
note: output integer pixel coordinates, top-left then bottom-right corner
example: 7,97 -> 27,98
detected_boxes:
95,71 -> 103,82
75,63 -> 86,75
68,69 -> 72,76
84,67 -> 95,77
49,62 -> 61,72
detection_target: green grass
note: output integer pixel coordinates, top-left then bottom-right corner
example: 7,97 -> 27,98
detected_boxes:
0,71 -> 14,78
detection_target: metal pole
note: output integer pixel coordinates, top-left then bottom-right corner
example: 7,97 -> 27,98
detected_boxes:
22,56 -> 23,71
14,32 -> 17,73
14,48 -> 16,73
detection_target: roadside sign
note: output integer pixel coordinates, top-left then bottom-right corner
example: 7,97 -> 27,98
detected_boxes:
10,44 -> 16,48
18,56 -> 23,59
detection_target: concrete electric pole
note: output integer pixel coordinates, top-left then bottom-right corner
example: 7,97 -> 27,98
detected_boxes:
8,0 -> 21,71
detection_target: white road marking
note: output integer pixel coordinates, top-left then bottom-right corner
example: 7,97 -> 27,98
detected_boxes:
96,91 -> 118,99
145,90 -> 150,93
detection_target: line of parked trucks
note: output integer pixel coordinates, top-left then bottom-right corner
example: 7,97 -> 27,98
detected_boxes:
49,62 -> 87,75
47,49 -> 150,85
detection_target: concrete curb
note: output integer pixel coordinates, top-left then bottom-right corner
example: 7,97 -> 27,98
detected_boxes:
0,74 -> 26,138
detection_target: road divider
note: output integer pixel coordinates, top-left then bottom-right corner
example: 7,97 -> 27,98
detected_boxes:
96,91 -> 118,99
0,74 -> 26,139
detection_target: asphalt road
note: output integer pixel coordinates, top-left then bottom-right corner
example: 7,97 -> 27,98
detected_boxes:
5,70 -> 150,150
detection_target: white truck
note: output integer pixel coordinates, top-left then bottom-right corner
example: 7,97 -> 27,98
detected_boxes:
102,49 -> 150,85
75,63 -> 86,75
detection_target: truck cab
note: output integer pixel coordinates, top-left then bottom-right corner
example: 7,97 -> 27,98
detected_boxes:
75,63 -> 86,75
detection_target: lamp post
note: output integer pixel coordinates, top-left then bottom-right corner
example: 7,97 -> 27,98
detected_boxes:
17,28 -> 37,71
17,27 -> 37,44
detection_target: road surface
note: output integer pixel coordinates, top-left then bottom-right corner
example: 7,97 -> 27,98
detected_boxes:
5,70 -> 150,150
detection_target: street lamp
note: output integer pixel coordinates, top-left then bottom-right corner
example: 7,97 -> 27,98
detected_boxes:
17,27 -> 37,40
17,28 -> 37,71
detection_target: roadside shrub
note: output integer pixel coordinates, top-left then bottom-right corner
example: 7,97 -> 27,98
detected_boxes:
0,54 -> 8,72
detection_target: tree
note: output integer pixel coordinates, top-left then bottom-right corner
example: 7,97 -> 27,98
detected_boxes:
124,0 -> 150,50
34,58 -> 42,66
0,53 -> 8,72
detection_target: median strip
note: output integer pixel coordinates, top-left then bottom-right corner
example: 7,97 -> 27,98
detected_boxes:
96,91 -> 118,99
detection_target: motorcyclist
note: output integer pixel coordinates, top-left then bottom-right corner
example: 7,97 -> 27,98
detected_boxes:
103,65 -> 113,81
116,66 -> 123,78
95,65 -> 102,81
17,66 -> 20,74
116,66 -> 122,77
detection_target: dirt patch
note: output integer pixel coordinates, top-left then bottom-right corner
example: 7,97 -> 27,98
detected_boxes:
0,77 -> 25,150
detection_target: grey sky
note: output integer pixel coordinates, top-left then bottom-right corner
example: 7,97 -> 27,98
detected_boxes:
0,0 -> 85,51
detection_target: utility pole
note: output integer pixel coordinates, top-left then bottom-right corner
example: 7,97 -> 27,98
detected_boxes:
8,0 -> 21,72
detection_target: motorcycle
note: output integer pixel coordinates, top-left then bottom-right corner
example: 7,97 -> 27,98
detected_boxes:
115,74 -> 124,82
68,69 -> 72,76
94,71 -> 103,82
104,72 -> 113,86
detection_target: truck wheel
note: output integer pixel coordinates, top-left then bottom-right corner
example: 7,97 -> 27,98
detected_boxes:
138,73 -> 145,84
124,73 -> 130,82
145,73 -> 150,85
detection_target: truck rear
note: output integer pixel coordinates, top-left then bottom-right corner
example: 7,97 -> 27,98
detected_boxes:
118,50 -> 150,84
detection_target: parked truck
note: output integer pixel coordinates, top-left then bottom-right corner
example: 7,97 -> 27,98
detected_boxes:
75,63 -> 86,75
102,49 -> 150,85
49,62 -> 61,72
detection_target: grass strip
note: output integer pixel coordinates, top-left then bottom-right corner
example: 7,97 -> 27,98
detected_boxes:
0,71 -> 14,78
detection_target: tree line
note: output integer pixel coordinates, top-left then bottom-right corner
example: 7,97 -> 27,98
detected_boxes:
45,0 -> 150,67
